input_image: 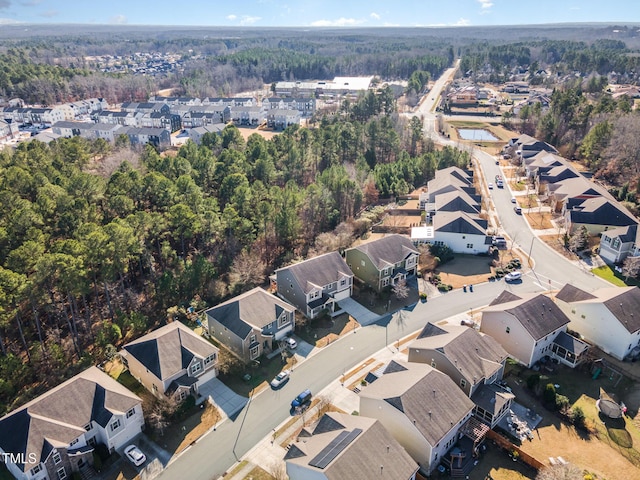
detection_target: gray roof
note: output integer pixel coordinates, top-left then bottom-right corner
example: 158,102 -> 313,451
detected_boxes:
489,290 -> 522,306
205,287 -> 295,339
484,293 -> 570,340
601,224 -> 640,244
410,323 -> 508,384
471,384 -> 514,417
599,287 -> 640,333
360,360 -> 474,447
550,176 -> 611,201
555,284 -> 597,303
277,252 -> 353,294
568,197 -> 637,228
553,331 -> 589,356
434,190 -> 480,214
347,235 -> 418,270
0,367 -> 140,472
285,412 -> 418,480
433,211 -> 487,235
122,321 -> 218,381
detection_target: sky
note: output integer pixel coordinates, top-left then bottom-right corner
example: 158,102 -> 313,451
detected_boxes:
0,0 -> 638,27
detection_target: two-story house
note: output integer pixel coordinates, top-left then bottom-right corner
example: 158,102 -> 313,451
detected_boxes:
481,291 -> 588,368
344,235 -> 419,292
120,321 -> 219,401
599,224 -> 640,265
206,287 -> 296,363
0,367 -> 144,480
274,252 -> 353,319
556,284 -> 640,361
408,323 -> 512,428
285,412 -> 419,480
359,360 -> 475,475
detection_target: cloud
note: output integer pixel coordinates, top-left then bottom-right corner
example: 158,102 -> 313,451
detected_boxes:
310,17 -> 365,27
109,14 -> 128,25
38,10 -> 58,18
0,16 -> 20,23
455,17 -> 471,26
239,15 -> 260,25
226,14 -> 237,20
477,0 -> 493,9
0,0 -> 10,9
370,12 -> 380,20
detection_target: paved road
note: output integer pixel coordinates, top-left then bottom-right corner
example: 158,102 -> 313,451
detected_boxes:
157,64 -> 611,480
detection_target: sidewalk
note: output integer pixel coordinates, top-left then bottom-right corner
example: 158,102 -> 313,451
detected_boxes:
220,311 -> 474,480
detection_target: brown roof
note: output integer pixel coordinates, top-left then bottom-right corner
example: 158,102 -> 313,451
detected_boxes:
555,284 -> 597,303
276,252 -> 353,294
285,412 -> 418,480
347,234 -> 418,270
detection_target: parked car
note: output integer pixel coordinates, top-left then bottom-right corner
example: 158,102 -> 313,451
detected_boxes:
285,337 -> 297,349
488,182 -> 494,189
291,389 -> 312,409
514,206 -> 522,214
505,271 -> 523,282
270,369 -> 291,388
511,197 -> 517,203
124,445 -> 146,467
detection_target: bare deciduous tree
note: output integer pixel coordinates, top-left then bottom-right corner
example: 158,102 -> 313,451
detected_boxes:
392,279 -> 410,299
269,460 -> 288,480
536,464 -> 583,480
622,255 -> 640,281
229,248 -> 266,292
146,396 -> 179,436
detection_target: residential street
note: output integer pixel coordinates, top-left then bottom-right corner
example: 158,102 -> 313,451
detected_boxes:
156,64 -> 611,480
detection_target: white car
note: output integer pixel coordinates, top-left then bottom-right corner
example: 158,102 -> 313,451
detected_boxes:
285,337 -> 297,349
505,271 -> 523,282
124,445 -> 146,467
270,369 -> 291,388
488,182 -> 494,189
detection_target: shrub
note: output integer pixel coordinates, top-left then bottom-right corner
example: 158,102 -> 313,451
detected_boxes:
437,283 -> 449,292
526,373 -> 540,390
571,406 -> 586,429
543,383 -> 557,405
555,394 -> 570,413
429,244 -> 454,264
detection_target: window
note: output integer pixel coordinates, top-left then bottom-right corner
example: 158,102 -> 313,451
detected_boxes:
431,359 -> 437,368
178,390 -> 188,401
126,407 -> 136,419
250,334 -> 257,344
57,467 -> 67,480
152,384 -> 158,394
612,238 -> 621,249
84,423 -> 91,431
69,438 -> 79,447
506,327 -> 510,334
382,278 -> 389,287
53,452 -> 62,465
191,362 -> 202,375
204,353 -> 217,367
466,243 -> 473,249
110,419 -> 121,432
30,465 -> 42,476
250,345 -> 259,359
340,278 -> 346,286
460,378 -> 467,389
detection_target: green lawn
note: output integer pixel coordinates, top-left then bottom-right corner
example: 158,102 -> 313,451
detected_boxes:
592,265 -> 639,287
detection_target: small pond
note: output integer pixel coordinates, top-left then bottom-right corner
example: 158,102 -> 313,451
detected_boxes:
457,128 -> 499,141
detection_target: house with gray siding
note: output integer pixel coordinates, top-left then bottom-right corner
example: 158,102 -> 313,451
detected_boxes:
0,367 -> 143,480
206,287 -> 295,362
120,321 -> 219,402
274,252 -> 353,319
345,235 -> 419,292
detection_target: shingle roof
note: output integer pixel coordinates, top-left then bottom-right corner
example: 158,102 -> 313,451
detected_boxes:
360,360 -> 473,447
568,197 -> 637,228
0,367 -> 140,472
433,211 -> 487,235
347,235 -> 418,271
553,331 -> 589,356
555,284 -> 597,303
434,190 -> 480,214
285,412 -> 418,480
122,321 -> 218,381
471,384 -> 514,416
489,290 -> 522,306
598,287 -> 640,334
277,252 -> 353,294
410,323 -> 508,384
601,224 -> 640,244
205,287 -> 295,339
484,293 -> 570,340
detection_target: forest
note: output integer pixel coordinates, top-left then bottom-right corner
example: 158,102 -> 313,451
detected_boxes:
0,90 -> 470,414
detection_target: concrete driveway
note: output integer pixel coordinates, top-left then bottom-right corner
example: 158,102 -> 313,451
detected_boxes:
337,297 -> 380,326
197,377 -> 248,420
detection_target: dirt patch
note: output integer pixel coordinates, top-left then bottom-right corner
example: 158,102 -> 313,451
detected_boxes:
159,402 -> 222,455
524,212 -> 554,230
539,234 -> 575,261
236,126 -> 280,141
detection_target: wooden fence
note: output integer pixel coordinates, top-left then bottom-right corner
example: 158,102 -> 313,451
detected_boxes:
486,429 -> 545,470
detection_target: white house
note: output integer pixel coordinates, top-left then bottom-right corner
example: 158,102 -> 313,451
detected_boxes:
481,291 -> 588,368
555,284 -> 640,361
432,211 -> 490,254
0,367 -> 144,480
285,412 -> 418,480
359,360 -> 474,475
599,224 -> 640,265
